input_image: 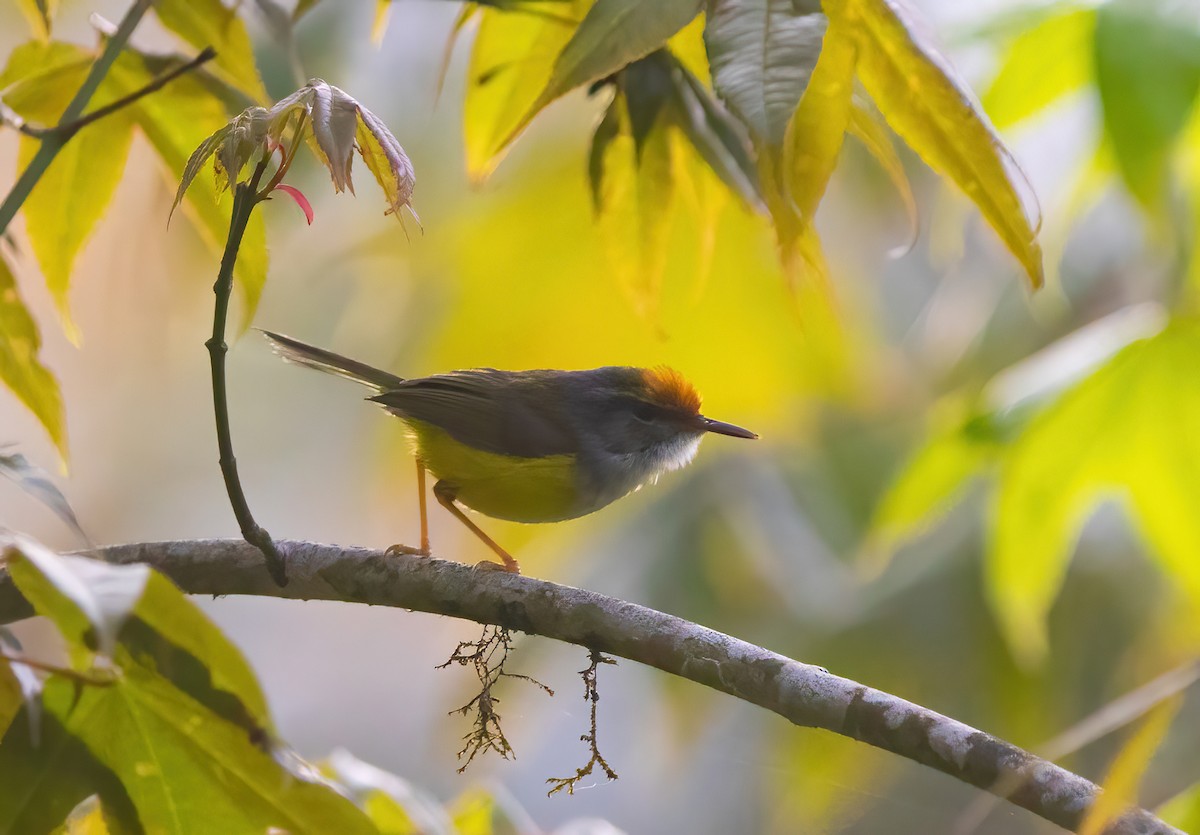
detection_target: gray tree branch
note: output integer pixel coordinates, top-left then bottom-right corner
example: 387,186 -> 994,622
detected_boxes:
0,539 -> 1179,835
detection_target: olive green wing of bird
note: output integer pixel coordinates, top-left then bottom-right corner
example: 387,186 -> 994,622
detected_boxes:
370,372 -> 577,458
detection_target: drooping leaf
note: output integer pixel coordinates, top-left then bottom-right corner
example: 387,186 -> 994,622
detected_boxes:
1078,698 -> 1181,835
355,106 -> 418,223
703,0 -> 826,145
591,86 -> 678,321
14,0 -> 58,41
463,3 -> 588,182
153,0 -> 268,102
108,54 -> 268,330
0,446 -> 87,541
982,6 -> 1095,129
0,253 -> 67,461
830,0 -> 1044,287
989,321 -> 1200,665
59,661 -> 375,835
17,111 -> 135,340
6,536 -> 151,655
515,0 -> 704,142
846,98 -> 918,255
671,57 -> 763,209
1093,1 -> 1200,208
782,10 -> 857,220
0,688 -> 140,835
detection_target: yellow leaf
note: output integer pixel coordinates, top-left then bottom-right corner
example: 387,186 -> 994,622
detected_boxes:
0,253 -> 66,462
783,11 -> 857,221
592,93 -> 678,322
17,116 -> 135,340
831,0 -> 1044,287
989,321 -> 1200,665
1079,698 -> 1181,835
982,6 -> 1096,129
1159,780 -> 1200,832
14,0 -> 57,41
847,99 -> 918,256
153,0 -> 268,103
463,3 -> 589,183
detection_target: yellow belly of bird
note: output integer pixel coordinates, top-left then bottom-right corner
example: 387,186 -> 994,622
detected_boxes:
404,419 -> 581,523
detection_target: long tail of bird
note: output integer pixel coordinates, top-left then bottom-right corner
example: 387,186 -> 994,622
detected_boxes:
260,330 -> 405,391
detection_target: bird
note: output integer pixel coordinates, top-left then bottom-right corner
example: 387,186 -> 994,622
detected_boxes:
262,330 -> 758,573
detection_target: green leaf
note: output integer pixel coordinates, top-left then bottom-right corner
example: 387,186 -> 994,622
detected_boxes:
170,123 -> 232,223
153,0 -> 268,102
7,537 -> 150,655
0,39 -> 90,99
782,9 -> 856,220
516,0 -> 704,142
982,6 -> 1095,129
327,749 -> 452,834
704,0 -> 826,145
463,3 -> 589,182
59,661 -> 376,835
17,113 -> 135,340
1094,1 -> 1200,208
865,409 -> 998,566
108,54 -> 268,330
1078,698 -> 1180,835
0,658 -> 21,739
0,252 -> 67,461
670,54 -> 764,209
988,321 -> 1200,665
0,446 -> 87,541
0,684 -> 140,835
830,0 -> 1044,288
1159,781 -> 1200,832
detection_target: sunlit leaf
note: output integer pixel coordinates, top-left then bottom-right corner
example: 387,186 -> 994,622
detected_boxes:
108,54 -> 268,330
704,0 -> 826,146
153,0 -> 268,102
355,106 -> 418,224
1093,1 -> 1200,208
865,408 -> 998,566
516,0 -> 704,142
1159,780 -> 1200,833
1078,698 -> 1181,835
463,3 -> 588,182
59,661 -> 375,835
846,98 -> 918,255
591,86 -> 678,321
450,786 -> 526,835
782,10 -> 856,220
17,112 -> 135,340
14,0 -> 57,41
0,446 -> 86,541
0,688 -> 139,835
831,0 -> 1044,287
0,253 -> 66,461
6,536 -> 151,655
0,39 -> 90,95
989,321 -> 1200,665
327,748 -> 453,834
982,6 -> 1095,129
55,796 -> 114,835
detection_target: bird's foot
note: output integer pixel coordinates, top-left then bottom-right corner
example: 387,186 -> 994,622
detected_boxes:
473,558 -> 521,575
386,543 -> 431,557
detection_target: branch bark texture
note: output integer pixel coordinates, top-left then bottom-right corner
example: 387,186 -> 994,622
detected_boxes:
0,539 -> 1178,835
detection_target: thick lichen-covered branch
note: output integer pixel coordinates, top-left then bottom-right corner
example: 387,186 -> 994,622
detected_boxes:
0,539 -> 1179,835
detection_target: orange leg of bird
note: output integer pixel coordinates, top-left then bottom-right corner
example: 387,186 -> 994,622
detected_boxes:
433,480 -> 521,574
385,459 -> 431,557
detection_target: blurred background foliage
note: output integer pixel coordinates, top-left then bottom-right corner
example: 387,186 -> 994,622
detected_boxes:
2,0 -> 1200,832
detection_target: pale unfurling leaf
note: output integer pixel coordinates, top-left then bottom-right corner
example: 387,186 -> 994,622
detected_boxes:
356,106 -> 418,224
0,446 -> 87,542
171,123 -> 232,223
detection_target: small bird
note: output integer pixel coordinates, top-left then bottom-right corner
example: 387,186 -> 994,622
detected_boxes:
263,331 -> 757,573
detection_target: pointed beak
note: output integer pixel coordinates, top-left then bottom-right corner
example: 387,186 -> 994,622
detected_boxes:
697,416 -> 758,439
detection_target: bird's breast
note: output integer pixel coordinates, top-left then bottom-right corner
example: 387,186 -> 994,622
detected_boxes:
404,419 -> 586,522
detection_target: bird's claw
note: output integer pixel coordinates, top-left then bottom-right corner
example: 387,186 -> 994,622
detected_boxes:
386,543 -> 431,557
473,558 -> 521,575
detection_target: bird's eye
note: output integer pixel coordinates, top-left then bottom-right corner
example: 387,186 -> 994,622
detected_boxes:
631,402 -> 659,423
